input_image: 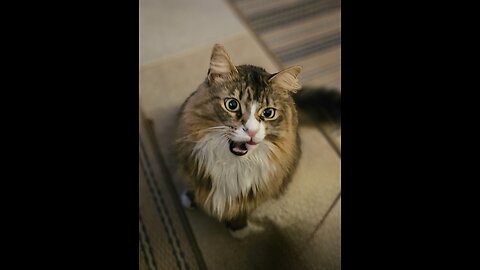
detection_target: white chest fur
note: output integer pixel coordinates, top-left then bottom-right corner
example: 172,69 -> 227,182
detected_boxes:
192,133 -> 276,218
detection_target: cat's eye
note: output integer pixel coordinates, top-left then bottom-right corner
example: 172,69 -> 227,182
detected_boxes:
262,108 -> 276,119
224,98 -> 240,112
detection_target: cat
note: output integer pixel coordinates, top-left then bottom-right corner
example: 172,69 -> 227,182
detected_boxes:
175,44 -> 340,238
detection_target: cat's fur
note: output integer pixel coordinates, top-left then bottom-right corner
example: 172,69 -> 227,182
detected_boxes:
175,44 -> 340,235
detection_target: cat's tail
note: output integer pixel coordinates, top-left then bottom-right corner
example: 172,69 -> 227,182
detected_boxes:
293,86 -> 341,127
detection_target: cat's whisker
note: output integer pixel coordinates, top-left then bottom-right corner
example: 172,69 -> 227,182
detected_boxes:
220,133 -> 232,140
204,126 -> 228,131
175,126 -> 229,142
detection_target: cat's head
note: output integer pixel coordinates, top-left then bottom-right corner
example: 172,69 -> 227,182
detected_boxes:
183,44 -> 302,157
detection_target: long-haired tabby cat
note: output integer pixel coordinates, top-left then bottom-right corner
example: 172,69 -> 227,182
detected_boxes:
175,44 -> 340,238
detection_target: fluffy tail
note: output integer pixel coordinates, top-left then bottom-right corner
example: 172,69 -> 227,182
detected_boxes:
293,87 -> 341,126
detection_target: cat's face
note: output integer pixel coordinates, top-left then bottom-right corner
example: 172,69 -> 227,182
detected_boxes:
178,44 -> 303,158
209,65 -> 296,156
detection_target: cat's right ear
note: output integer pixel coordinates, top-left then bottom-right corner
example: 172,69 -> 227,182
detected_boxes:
207,44 -> 239,84
268,65 -> 302,93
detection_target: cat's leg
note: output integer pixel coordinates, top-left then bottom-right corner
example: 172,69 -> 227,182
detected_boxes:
180,189 -> 196,210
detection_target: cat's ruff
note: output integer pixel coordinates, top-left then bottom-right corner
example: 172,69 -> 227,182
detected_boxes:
192,131 -> 277,218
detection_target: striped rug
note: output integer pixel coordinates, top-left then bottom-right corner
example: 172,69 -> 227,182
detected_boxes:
140,115 -> 207,270
228,0 -> 341,90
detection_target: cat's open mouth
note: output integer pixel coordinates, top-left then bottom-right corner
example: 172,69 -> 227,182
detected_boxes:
229,140 -> 248,156
229,140 -> 258,156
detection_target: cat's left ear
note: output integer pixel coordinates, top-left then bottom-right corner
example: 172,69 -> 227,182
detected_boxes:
269,65 -> 302,92
207,44 -> 239,84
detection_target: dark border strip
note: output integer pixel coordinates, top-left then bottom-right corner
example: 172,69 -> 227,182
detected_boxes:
139,212 -> 159,270
142,117 -> 208,270
140,149 -> 185,270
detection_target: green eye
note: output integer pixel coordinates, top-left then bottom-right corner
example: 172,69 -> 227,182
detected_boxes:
224,98 -> 240,112
262,108 -> 276,119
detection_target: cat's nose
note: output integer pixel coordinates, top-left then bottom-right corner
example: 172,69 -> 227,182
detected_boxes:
243,127 -> 258,138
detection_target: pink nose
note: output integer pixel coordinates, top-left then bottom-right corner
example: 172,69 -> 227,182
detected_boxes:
245,128 -> 257,138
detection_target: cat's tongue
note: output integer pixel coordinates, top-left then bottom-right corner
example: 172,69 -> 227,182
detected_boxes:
229,141 -> 248,156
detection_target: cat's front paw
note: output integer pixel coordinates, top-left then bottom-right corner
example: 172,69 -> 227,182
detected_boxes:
180,189 -> 196,210
228,221 -> 264,239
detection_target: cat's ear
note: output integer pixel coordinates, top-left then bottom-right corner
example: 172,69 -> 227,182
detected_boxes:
207,44 -> 239,84
269,65 -> 302,92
